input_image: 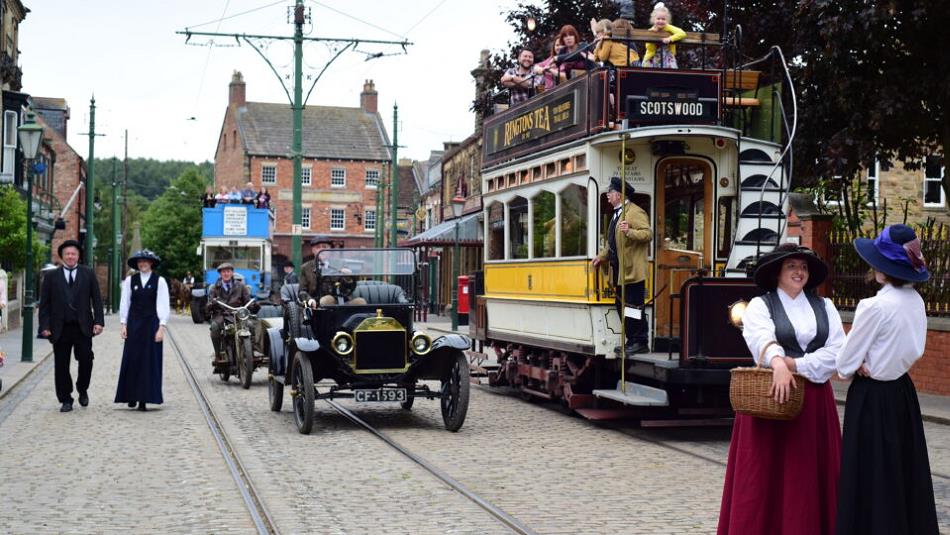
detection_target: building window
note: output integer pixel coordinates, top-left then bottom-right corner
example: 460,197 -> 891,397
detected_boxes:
301,166 -> 312,186
924,156 -> 945,208
365,209 -> 376,231
2,110 -> 17,183
301,207 -> 311,229
365,169 -> 380,188
331,168 -> 346,188
330,208 -> 345,230
261,164 -> 277,185
866,158 -> 879,206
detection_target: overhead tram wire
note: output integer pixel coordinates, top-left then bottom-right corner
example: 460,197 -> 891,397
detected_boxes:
307,0 -> 406,40
190,0 -> 232,122
403,0 -> 452,36
184,0 -> 286,30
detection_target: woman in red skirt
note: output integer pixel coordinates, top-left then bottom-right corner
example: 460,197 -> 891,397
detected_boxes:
835,225 -> 938,534
718,244 -> 846,534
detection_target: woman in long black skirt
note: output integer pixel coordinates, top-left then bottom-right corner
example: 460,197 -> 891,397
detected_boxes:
835,224 -> 938,535
115,250 -> 169,411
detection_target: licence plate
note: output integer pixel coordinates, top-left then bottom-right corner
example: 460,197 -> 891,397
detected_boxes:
354,388 -> 407,403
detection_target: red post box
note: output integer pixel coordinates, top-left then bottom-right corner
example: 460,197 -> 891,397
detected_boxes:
457,275 -> 470,314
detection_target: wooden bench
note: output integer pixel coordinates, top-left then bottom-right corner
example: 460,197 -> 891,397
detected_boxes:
628,29 -> 721,47
723,70 -> 761,107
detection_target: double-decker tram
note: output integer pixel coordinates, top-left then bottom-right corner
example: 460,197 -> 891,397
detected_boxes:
471,30 -> 796,421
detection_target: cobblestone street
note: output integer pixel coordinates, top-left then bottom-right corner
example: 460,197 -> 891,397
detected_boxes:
1,314 -> 948,534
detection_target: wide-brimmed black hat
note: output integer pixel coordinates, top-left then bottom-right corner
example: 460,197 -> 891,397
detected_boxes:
216,262 -> 235,272
753,243 -> 828,291
127,249 -> 161,269
310,235 -> 333,247
854,224 -> 929,282
57,239 -> 82,258
607,176 -> 636,202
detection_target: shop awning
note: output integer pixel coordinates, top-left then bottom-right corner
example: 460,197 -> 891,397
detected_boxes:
402,212 -> 482,247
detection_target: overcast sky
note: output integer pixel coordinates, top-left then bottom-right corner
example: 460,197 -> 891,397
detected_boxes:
19,0 -> 528,164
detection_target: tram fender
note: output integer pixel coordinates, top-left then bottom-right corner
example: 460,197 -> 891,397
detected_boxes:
430,334 -> 471,351
294,338 -> 320,353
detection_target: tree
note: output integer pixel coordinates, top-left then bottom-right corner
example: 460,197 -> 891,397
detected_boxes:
0,185 -> 47,271
140,169 -> 209,280
93,158 -> 214,200
790,0 -> 950,212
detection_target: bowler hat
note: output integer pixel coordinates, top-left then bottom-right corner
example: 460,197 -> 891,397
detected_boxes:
608,176 -> 636,202
310,235 -> 333,247
127,249 -> 162,270
57,239 -> 82,259
753,243 -> 828,291
854,224 -> 929,282
216,262 -> 235,272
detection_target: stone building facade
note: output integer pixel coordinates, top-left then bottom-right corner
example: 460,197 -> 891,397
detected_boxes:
214,72 -> 392,260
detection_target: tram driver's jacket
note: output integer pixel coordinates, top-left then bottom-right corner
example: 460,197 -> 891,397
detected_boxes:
596,200 -> 652,284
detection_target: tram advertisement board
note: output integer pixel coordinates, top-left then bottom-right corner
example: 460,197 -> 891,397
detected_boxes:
619,68 -> 720,125
484,88 -> 580,157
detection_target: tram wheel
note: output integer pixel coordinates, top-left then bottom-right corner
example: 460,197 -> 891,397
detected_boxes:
239,338 -> 254,389
291,351 -> 315,435
268,375 -> 284,412
440,351 -> 470,432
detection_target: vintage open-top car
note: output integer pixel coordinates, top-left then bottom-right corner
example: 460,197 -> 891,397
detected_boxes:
261,248 -> 471,434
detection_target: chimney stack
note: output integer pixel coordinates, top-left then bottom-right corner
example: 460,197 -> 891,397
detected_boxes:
360,79 -> 378,114
229,71 -> 246,108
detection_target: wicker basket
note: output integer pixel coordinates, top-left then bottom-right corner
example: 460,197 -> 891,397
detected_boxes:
729,342 -> 805,421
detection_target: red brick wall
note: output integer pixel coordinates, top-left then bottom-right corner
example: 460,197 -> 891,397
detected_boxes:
842,321 -> 950,396
249,156 -> 389,257
214,106 -> 248,189
40,118 -> 85,260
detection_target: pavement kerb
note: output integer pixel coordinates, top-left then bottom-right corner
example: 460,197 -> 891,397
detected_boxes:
0,348 -> 54,402
419,321 -> 950,426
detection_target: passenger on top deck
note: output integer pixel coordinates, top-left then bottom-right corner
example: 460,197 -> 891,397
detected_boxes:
500,49 -> 539,107
201,186 -> 216,208
591,18 -> 639,68
552,25 -> 594,82
532,38 -> 562,91
241,181 -> 256,205
227,187 -> 241,203
641,2 -> 686,69
215,185 -> 229,204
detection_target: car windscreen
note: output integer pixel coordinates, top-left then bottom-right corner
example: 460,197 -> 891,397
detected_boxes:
316,248 -> 415,276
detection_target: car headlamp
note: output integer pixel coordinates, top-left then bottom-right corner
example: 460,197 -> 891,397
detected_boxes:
410,332 -> 432,355
331,331 -> 354,356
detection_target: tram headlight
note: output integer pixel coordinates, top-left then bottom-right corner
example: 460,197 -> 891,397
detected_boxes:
331,331 -> 354,356
727,300 -> 748,329
410,332 -> 432,355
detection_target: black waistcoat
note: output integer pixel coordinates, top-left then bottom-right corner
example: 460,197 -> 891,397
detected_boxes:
130,273 -> 159,321
63,268 -> 80,324
762,290 -> 829,358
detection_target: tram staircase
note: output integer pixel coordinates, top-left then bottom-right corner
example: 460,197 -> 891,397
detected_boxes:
726,137 -> 792,273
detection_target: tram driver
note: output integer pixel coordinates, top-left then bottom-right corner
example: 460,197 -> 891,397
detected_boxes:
592,177 -> 652,355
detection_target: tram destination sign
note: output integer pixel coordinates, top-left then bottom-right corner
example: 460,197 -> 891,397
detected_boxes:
619,69 -> 720,125
485,89 -> 579,156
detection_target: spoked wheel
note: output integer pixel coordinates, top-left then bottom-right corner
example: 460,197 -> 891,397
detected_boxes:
268,375 -> 284,412
291,351 -> 315,434
239,337 -> 254,389
218,344 -> 232,382
440,351 -> 470,432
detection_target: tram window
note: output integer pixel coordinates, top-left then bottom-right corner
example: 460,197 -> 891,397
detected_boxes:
533,191 -> 556,258
717,196 -> 736,259
663,163 -> 705,252
487,202 -> 505,260
509,196 -> 529,259
206,245 -> 261,271
560,185 -> 587,257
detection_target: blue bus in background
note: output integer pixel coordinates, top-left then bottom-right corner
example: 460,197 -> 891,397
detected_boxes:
190,204 -> 273,323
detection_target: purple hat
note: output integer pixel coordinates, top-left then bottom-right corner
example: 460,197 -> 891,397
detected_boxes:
854,224 -> 929,282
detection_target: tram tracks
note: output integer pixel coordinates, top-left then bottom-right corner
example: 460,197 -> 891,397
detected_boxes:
167,327 -> 279,535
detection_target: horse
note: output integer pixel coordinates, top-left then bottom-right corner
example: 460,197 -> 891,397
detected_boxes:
169,278 -> 193,315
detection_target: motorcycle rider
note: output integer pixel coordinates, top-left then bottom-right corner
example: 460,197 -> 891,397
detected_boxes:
208,263 -> 263,365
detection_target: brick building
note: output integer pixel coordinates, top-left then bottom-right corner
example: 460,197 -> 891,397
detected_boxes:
844,156 -> 949,227
214,72 -> 392,260
33,97 -> 87,261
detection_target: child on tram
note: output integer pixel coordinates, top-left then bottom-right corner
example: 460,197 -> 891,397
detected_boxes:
641,2 -> 686,68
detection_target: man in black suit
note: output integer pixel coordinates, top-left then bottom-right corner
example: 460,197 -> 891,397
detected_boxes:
39,240 -> 105,412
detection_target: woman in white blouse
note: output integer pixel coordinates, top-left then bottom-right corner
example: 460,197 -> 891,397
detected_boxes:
718,244 -> 845,535
835,224 -> 938,535
114,250 -> 169,411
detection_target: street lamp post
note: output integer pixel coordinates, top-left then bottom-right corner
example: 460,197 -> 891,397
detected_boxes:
18,111 -> 44,363
450,193 -> 465,331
